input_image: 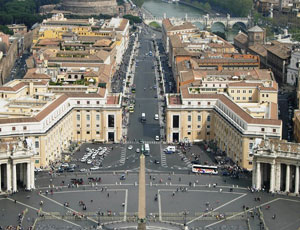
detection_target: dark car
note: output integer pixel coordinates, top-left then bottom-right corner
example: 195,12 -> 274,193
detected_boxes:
56,168 -> 64,173
191,160 -> 200,165
66,167 -> 74,172
120,174 -> 126,180
154,160 -> 160,164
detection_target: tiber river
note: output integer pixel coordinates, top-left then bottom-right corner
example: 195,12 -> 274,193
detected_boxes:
143,0 -> 241,41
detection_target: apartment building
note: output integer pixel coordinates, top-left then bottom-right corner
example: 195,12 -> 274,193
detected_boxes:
162,18 -> 198,53
0,79 -> 122,168
166,70 -> 281,170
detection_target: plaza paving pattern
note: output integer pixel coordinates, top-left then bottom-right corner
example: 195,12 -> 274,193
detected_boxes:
1,172 -> 300,230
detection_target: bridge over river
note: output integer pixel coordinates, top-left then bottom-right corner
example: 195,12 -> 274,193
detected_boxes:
143,13 -> 251,30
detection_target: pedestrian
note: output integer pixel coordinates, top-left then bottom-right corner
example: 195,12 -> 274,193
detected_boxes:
107,193 -> 110,197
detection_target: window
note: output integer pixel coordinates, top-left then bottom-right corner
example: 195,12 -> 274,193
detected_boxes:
207,125 -> 210,129
173,115 -> 179,128
87,124 -> 90,128
208,102 -> 211,105
35,139 -> 39,148
266,94 -> 269,98
96,114 -> 100,121
97,101 -> 100,105
77,101 -> 80,104
198,102 -> 201,105
262,94 -> 265,97
243,97 -> 246,100
237,97 -> 240,100
86,114 -> 90,121
188,115 -> 191,122
206,132 -> 210,135
77,131 -> 80,134
96,124 -> 100,128
249,90 -> 252,93
249,161 -> 253,165
261,128 -> 265,131
243,90 -> 246,93
249,143 -> 253,149
87,101 -> 90,104
0,128 -> 1,132
231,90 -> 234,93
273,129 -> 276,132
188,125 -> 191,128
187,131 -> 191,135
188,102 -> 191,105
77,124 -> 80,128
96,131 -> 100,135
12,127 -> 16,131
23,126 -> 27,130
237,90 -> 240,93
77,114 -> 80,121
207,115 -> 211,122
198,115 -> 201,121
108,115 -> 115,128
249,97 -> 252,100
197,125 -> 201,128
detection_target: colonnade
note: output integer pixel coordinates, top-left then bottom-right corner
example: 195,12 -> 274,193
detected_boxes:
253,161 -> 300,194
0,161 -> 35,193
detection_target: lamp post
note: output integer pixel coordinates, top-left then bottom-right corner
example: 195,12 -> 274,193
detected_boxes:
183,210 -> 189,230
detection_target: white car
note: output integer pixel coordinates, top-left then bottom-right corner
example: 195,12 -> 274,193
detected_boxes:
81,158 -> 87,163
154,114 -> 159,120
155,136 -> 160,141
128,145 -> 133,150
87,160 -> 92,164
90,166 -> 100,171
80,168 -> 88,172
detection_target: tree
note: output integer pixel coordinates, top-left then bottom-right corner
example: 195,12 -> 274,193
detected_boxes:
0,25 -> 13,35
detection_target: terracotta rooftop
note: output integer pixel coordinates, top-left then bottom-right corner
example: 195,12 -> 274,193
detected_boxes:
266,42 -> 291,59
179,88 -> 281,126
248,44 -> 267,57
107,95 -> 119,104
234,32 -> 248,45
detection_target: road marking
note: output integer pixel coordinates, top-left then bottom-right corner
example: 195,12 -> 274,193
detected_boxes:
204,197 -> 281,228
120,147 -> 127,165
158,189 -> 162,221
124,189 -> 128,221
6,197 -> 81,227
39,193 -> 98,223
187,193 -> 247,225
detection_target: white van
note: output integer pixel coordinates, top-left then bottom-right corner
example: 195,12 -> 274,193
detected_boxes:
164,146 -> 176,154
141,113 -> 146,122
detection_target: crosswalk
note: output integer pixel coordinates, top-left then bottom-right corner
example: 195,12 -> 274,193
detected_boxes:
178,152 -> 192,168
160,152 -> 167,167
119,147 -> 126,165
126,141 -> 160,144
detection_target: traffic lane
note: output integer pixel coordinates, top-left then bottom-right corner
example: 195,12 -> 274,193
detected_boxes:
127,100 -> 160,141
145,144 -> 162,170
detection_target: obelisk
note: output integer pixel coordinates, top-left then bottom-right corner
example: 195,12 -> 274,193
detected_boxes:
138,154 -> 146,230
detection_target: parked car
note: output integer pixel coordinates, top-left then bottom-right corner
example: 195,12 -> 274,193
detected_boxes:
128,145 -> 133,150
90,166 -> 100,171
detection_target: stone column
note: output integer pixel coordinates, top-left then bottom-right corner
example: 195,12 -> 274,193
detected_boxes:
275,162 -> 281,191
252,161 -> 256,188
256,162 -> 261,190
285,164 -> 290,193
12,163 -> 17,192
6,163 -> 11,192
295,166 -> 299,194
270,163 -> 275,193
26,163 -> 31,190
0,164 -> 2,192
30,162 -> 35,189
137,154 -> 146,230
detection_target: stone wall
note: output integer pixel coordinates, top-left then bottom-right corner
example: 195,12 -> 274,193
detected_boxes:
61,0 -> 118,15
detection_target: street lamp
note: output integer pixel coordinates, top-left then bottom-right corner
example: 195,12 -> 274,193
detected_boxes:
183,210 -> 189,229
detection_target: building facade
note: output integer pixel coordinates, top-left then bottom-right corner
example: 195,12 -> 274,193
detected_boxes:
0,79 -> 122,168
253,139 -> 300,194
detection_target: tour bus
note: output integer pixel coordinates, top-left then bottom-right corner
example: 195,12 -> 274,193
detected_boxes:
144,143 -> 150,156
141,113 -> 146,122
192,164 -> 218,175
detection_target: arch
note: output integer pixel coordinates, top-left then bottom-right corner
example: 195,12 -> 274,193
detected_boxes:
192,22 -> 205,30
232,22 -> 247,31
211,22 -> 226,33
